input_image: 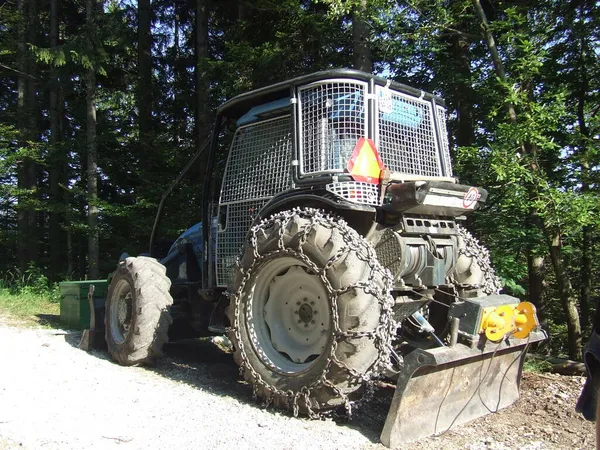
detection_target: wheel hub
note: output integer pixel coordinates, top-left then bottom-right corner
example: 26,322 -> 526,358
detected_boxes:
249,257 -> 331,373
298,302 -> 314,324
110,280 -> 133,345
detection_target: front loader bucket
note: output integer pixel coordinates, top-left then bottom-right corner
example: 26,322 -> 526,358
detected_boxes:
380,330 -> 546,447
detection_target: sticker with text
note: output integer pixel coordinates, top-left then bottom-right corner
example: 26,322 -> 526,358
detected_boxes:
463,187 -> 480,208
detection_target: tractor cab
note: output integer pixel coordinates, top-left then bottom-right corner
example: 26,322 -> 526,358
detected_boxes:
204,70 -> 460,292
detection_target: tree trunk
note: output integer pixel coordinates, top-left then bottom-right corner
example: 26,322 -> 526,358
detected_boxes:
195,0 -> 209,147
546,230 -> 583,360
16,0 -> 28,270
237,0 -> 245,21
173,4 -> 182,145
449,31 -> 475,147
26,0 -> 38,266
86,0 -> 99,279
139,0 -> 153,169
49,0 -> 64,281
581,225 -> 592,329
471,0 -> 517,123
575,0 -> 593,331
17,0 -> 39,270
527,252 -> 547,329
352,0 -> 371,73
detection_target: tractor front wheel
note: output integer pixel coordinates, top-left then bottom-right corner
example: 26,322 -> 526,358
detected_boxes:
227,208 -> 394,415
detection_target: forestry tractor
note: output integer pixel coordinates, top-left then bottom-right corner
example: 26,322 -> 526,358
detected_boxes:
100,69 -> 545,446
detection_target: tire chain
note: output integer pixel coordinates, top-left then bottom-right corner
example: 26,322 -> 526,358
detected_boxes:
456,225 -> 502,295
228,207 -> 397,420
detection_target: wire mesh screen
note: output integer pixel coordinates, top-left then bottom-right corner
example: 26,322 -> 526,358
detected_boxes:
376,86 -> 442,177
217,116 -> 292,287
220,117 -> 292,203
326,181 -> 380,206
436,106 -> 453,177
298,81 -> 367,174
216,200 -> 267,287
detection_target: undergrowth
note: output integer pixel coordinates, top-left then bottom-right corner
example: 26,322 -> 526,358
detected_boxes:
0,264 -> 61,325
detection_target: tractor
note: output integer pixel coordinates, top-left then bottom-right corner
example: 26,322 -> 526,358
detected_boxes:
102,69 -> 545,446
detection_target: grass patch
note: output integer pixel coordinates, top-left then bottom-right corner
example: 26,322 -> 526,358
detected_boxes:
0,287 -> 60,327
0,265 -> 62,327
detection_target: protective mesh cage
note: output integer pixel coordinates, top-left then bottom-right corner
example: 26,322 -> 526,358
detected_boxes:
375,86 -> 442,177
220,117 -> 292,203
216,200 -> 267,287
217,116 -> 292,287
298,81 -> 367,174
326,181 -> 380,206
436,106 -> 453,177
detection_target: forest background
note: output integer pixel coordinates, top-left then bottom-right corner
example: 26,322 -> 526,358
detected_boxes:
0,0 -> 598,360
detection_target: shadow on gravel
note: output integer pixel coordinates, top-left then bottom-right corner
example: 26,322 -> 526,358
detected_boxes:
347,383 -> 395,443
52,323 -> 391,444
36,313 -> 61,328
147,338 -> 256,407
147,338 -> 392,444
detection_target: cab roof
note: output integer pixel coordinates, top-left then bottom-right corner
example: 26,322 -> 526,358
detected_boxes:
217,69 -> 445,120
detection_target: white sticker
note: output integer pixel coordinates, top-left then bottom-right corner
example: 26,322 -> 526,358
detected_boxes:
379,88 -> 393,114
463,187 -> 480,209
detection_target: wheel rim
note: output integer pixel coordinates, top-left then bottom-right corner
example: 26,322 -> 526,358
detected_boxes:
247,256 -> 331,374
109,279 -> 133,345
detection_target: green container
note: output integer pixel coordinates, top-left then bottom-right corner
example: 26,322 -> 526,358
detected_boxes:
59,280 -> 108,329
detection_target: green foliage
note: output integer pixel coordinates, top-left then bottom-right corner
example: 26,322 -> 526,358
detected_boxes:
0,287 -> 60,325
0,264 -> 61,325
0,264 -> 60,302
523,356 -> 552,373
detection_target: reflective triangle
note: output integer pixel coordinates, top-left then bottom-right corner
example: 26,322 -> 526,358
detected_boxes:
347,137 -> 384,184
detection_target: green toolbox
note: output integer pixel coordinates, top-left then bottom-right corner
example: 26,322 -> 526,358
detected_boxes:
59,280 -> 108,329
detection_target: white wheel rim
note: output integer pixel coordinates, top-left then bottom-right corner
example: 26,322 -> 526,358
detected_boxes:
109,279 -> 133,345
246,256 -> 331,374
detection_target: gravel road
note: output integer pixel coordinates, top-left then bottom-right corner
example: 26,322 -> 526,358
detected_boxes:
0,318 -> 595,450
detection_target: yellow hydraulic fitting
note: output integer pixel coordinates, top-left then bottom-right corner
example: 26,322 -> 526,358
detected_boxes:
481,304 -> 517,342
478,301 -> 539,342
512,302 -> 538,339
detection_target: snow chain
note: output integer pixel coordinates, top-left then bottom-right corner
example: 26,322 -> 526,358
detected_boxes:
456,225 -> 502,295
228,207 -> 396,420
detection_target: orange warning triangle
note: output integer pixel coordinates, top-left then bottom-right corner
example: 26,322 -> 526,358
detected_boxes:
347,138 -> 384,184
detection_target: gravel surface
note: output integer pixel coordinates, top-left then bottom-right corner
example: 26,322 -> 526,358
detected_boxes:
0,317 -> 595,450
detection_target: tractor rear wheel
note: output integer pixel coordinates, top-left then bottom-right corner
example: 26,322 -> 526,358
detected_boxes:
105,256 -> 173,366
227,208 -> 394,415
